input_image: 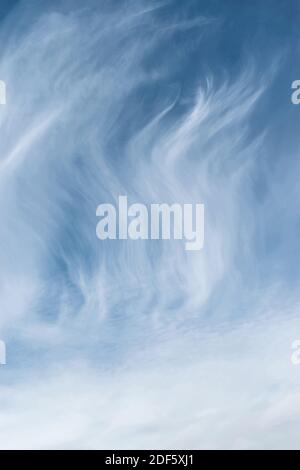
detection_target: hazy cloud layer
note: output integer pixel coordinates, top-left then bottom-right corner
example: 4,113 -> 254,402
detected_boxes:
0,0 -> 300,449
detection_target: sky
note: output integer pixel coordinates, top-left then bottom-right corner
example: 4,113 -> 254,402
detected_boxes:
0,0 -> 300,450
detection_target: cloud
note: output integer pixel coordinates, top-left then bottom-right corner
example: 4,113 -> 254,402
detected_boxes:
1,311 -> 300,450
0,0 -> 299,449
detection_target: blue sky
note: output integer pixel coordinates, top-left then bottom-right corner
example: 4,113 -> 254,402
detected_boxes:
0,0 -> 300,449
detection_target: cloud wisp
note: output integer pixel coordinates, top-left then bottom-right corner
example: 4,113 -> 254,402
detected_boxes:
0,0 -> 299,450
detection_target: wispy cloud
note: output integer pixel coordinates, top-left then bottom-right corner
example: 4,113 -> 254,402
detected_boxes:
0,0 -> 299,449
